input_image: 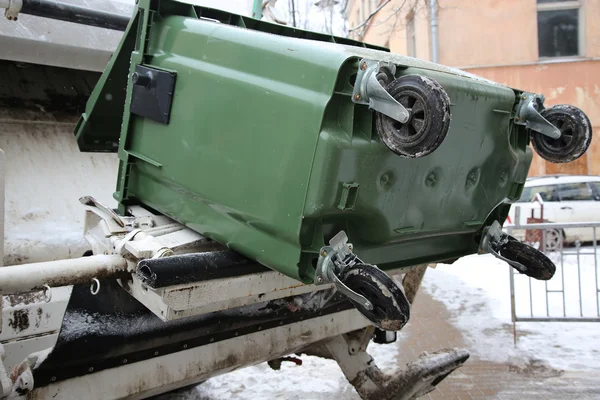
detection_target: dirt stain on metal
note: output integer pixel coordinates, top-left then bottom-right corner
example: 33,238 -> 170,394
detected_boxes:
5,291 -> 45,306
9,309 -> 30,332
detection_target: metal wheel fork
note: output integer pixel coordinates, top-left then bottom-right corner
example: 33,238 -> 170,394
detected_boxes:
514,93 -> 561,139
480,221 -> 528,273
315,232 -> 373,311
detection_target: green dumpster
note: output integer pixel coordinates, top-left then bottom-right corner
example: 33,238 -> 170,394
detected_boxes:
75,0 -> 591,329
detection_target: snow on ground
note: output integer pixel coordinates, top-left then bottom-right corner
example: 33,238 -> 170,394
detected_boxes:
175,358 -> 359,400
424,251 -> 600,371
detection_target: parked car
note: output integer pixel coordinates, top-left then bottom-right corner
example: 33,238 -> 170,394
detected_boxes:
508,175 -> 600,248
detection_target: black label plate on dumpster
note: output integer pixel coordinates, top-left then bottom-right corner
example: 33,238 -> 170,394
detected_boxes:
130,65 -> 176,124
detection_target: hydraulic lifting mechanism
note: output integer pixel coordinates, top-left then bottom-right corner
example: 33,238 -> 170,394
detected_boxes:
0,0 -> 593,399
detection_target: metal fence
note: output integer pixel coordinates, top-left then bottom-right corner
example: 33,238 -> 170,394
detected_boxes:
506,208 -> 600,340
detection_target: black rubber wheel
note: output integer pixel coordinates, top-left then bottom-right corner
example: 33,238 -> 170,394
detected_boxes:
499,239 -> 556,281
375,75 -> 451,158
531,105 -> 592,163
340,264 -> 410,331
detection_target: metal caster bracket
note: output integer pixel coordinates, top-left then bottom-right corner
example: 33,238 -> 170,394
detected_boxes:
480,221 -> 556,281
514,92 -> 561,139
315,231 -> 373,311
480,221 -> 528,271
352,59 -> 410,124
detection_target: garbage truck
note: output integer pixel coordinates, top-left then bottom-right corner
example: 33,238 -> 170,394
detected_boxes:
0,0 -> 592,398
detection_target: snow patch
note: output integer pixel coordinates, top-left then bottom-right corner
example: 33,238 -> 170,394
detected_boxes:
424,254 -> 600,371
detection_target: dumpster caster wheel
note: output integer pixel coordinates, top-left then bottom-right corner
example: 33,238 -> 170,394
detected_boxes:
532,105 -> 592,163
375,75 -> 451,158
482,221 -> 556,281
340,264 -> 410,331
497,239 -> 556,280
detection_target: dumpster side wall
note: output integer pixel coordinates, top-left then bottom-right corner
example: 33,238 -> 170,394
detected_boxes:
116,15 -> 348,281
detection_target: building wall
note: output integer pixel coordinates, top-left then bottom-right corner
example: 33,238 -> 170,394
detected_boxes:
349,0 -> 432,60
466,60 -> 600,176
438,0 -> 600,66
437,0 -> 538,66
346,0 -> 600,177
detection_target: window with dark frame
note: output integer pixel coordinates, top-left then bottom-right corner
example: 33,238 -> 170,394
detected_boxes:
537,0 -> 582,58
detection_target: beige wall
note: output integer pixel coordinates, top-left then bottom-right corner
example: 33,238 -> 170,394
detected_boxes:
465,60 -> 600,176
438,0 -> 538,66
438,0 -> 600,66
349,0 -> 600,63
349,0 -> 432,60
584,0 -> 600,58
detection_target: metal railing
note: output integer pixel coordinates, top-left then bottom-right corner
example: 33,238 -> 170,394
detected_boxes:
506,209 -> 600,341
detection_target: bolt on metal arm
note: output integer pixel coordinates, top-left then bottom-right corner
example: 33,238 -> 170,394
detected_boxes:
352,59 -> 410,124
514,93 -> 561,139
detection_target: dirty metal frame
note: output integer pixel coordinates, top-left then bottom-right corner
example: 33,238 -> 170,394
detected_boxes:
125,270 -> 335,321
1,0 -> 129,30
0,190 -> 470,398
0,149 -> 4,267
75,201 -> 341,321
17,309 -> 372,399
304,334 -> 469,400
13,312 -> 469,400
0,149 -> 9,398
506,207 -> 600,344
0,197 -> 469,399
351,59 -> 410,124
0,255 -> 128,295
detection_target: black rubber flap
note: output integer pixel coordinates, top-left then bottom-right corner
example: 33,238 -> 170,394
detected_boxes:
136,251 -> 269,288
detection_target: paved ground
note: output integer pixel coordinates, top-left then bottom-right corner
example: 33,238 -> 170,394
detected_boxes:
398,288 -> 600,399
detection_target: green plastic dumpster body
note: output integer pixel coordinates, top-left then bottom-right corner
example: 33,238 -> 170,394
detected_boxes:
76,1 -> 532,283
